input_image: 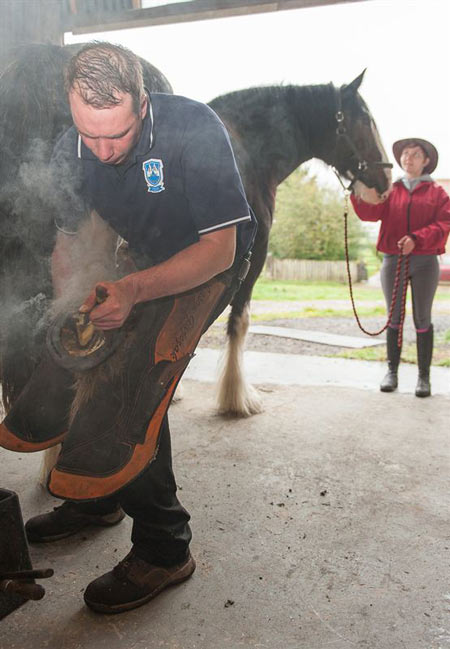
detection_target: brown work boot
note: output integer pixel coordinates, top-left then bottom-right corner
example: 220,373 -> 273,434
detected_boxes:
25,501 -> 125,543
83,550 -> 196,614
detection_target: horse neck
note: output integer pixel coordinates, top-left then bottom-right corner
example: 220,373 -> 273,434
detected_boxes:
215,84 -> 337,188
284,83 -> 338,175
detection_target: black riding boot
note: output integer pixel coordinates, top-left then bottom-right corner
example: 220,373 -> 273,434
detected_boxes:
380,327 -> 401,393
415,325 -> 433,398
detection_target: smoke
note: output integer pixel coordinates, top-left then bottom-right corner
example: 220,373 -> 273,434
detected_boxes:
50,211 -> 122,316
0,63 -> 103,407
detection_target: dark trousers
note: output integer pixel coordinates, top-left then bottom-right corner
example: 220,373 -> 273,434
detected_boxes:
78,413 -> 191,566
380,254 -> 440,331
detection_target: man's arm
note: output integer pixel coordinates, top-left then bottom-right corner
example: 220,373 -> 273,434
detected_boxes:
79,225 -> 236,330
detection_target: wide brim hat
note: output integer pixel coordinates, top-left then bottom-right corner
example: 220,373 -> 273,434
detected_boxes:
392,138 -> 438,174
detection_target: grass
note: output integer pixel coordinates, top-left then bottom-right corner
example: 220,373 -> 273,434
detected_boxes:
250,305 -> 386,321
335,333 -> 450,367
252,277 -> 384,301
320,326 -> 450,367
253,276 -> 450,304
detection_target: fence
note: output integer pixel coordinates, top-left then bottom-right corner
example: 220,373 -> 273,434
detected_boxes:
263,256 -> 368,283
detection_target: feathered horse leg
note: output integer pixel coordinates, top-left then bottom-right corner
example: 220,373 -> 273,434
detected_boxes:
216,226 -> 269,417
217,300 -> 262,417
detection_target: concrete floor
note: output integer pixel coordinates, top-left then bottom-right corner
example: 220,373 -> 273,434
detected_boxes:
1,351 -> 449,649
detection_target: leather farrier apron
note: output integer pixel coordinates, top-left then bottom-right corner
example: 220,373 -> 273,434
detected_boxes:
0,260 -> 249,501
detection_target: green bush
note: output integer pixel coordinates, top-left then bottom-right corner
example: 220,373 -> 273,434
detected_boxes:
269,169 -> 365,261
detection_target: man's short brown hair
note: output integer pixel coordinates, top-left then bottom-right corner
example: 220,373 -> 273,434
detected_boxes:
65,42 -> 145,114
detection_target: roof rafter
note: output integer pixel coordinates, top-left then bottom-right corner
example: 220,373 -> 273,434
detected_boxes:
64,0 -> 372,34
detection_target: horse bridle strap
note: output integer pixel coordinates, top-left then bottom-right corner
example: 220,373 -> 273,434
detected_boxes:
333,85 -> 392,189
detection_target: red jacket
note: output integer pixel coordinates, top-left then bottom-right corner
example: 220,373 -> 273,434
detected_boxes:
351,180 -> 450,255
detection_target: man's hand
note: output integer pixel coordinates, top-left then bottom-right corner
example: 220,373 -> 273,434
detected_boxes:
80,280 -> 137,330
397,235 -> 416,255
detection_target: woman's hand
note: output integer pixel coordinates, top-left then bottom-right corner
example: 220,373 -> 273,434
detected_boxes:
397,235 -> 416,255
353,184 -> 391,205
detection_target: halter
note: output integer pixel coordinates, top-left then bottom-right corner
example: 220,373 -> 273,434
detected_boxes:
332,86 -> 392,191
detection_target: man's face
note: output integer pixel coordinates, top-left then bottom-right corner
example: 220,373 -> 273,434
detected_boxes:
69,90 -> 146,165
400,145 -> 430,179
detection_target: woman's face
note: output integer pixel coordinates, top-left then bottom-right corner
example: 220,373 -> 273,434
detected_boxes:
400,145 -> 430,179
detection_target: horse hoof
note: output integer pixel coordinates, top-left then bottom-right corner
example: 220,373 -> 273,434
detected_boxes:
217,383 -> 263,418
38,444 -> 61,488
172,381 -> 185,402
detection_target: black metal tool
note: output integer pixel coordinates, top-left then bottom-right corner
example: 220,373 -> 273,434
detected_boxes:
0,489 -> 54,620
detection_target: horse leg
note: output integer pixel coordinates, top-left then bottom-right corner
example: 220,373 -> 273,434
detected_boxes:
217,231 -> 269,417
38,211 -> 120,488
171,381 -> 185,402
39,444 -> 61,487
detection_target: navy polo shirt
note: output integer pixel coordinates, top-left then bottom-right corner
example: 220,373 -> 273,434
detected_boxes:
52,93 -> 256,269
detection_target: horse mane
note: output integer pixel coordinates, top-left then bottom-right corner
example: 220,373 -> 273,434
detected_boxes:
209,83 -> 338,186
210,83 -> 336,126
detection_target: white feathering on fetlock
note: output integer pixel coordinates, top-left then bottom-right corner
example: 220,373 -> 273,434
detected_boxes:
216,304 -> 263,417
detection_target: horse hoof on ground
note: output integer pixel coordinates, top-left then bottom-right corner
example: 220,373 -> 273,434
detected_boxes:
38,444 -> 61,488
217,380 -> 263,418
172,380 -> 185,402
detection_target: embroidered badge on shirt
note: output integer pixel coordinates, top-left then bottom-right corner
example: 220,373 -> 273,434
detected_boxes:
142,158 -> 165,193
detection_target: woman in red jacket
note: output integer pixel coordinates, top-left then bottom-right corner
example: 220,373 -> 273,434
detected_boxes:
351,138 -> 450,397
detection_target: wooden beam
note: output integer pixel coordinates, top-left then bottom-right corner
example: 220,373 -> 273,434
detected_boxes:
64,0 -> 372,34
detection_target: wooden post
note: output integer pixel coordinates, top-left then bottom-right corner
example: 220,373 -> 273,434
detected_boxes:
0,0 -> 64,70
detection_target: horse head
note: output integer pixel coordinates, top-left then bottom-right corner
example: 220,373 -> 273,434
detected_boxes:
333,70 -> 392,199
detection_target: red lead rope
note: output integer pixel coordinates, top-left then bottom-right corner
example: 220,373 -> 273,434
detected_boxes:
343,198 -> 409,348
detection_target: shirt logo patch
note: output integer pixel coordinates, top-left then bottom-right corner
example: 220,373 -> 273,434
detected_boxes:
142,158 -> 165,193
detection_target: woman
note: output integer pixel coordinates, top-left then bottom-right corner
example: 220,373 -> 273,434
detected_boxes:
351,138 -> 450,397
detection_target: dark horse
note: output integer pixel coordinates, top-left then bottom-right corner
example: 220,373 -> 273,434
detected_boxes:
0,43 -> 172,411
208,71 -> 392,416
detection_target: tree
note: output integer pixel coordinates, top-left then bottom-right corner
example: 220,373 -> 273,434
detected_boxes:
269,168 -> 364,261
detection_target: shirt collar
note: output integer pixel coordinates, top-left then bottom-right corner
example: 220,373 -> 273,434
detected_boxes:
134,90 -> 154,157
76,90 -> 154,163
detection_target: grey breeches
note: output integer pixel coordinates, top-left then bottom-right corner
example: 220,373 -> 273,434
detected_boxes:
380,254 -> 439,331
